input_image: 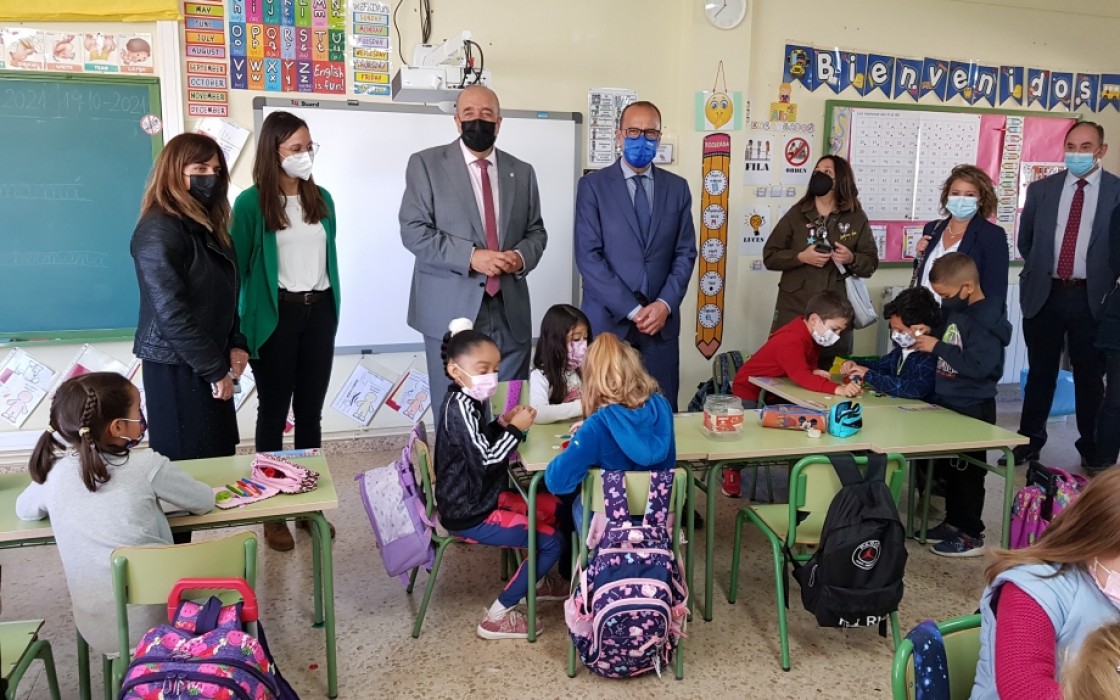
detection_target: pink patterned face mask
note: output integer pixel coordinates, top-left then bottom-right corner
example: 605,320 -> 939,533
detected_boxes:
567,340 -> 588,370
1092,559 -> 1120,608
455,365 -> 499,401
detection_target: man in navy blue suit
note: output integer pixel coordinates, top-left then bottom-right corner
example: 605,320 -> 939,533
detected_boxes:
1006,121 -> 1120,468
574,101 -> 697,410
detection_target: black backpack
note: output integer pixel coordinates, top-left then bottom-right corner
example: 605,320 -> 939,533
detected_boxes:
687,350 -> 746,412
790,453 -> 907,633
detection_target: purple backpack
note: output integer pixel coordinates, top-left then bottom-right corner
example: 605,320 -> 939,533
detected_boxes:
119,580 -> 297,700
1009,462 -> 1087,549
356,423 -> 436,584
564,470 -> 688,678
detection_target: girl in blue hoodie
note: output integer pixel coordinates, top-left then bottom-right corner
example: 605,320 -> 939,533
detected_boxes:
544,332 -> 677,507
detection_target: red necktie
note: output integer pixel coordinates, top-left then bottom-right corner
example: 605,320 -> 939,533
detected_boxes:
1057,179 -> 1087,280
476,159 -> 501,296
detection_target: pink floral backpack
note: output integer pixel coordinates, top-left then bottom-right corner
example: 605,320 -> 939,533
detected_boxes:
564,469 -> 688,678
119,578 -> 298,700
1009,462 -> 1087,549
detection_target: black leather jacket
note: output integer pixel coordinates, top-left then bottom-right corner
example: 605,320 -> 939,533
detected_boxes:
131,211 -> 247,383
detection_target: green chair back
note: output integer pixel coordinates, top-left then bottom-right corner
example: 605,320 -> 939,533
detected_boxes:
414,439 -> 438,520
0,620 -> 42,679
111,532 -> 258,663
891,614 -> 982,700
785,453 -> 907,552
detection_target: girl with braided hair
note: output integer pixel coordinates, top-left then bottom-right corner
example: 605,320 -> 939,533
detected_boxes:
15,372 -> 214,654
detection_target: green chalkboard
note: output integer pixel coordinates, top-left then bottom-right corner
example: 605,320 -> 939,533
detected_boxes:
0,72 -> 162,343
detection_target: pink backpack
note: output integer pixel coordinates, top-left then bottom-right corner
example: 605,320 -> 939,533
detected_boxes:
356,423 -> 436,585
1009,462 -> 1087,549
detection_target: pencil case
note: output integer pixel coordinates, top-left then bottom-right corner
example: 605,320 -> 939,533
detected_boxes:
758,404 -> 828,432
251,452 -> 320,494
213,478 -> 280,509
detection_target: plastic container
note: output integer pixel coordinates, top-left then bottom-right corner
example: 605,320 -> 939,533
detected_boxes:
702,394 -> 745,439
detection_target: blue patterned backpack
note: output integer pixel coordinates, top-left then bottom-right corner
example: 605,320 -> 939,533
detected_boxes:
564,470 -> 688,678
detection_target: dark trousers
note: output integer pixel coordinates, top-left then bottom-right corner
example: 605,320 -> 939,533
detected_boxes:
1020,285 -> 1105,462
624,326 -> 681,412
250,290 -> 337,452
1095,351 -> 1120,469
942,398 -> 997,538
424,293 -> 530,427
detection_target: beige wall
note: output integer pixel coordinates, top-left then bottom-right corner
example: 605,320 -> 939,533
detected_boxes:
5,0 -> 1120,452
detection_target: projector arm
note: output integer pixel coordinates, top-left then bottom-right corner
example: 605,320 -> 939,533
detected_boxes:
411,31 -> 471,68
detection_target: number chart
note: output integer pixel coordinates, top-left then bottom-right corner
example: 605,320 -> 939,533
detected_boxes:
696,133 -> 731,360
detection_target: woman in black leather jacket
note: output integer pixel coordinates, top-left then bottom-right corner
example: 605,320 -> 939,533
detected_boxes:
130,133 -> 249,461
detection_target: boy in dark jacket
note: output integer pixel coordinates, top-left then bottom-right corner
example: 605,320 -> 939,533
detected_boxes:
914,252 -> 1011,557
842,287 -> 942,400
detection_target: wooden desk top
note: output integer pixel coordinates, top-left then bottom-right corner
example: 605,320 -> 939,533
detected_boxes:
0,454 -> 338,544
857,405 -> 1029,454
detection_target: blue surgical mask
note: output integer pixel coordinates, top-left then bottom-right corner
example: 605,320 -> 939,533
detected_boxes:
1064,151 -> 1097,178
623,136 -> 658,169
945,195 -> 978,221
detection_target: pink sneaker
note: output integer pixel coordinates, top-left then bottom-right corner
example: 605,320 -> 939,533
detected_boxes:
534,574 -> 569,601
477,608 -> 540,640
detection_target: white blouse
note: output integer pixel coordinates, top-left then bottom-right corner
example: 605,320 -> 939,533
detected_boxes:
276,196 -> 330,292
529,368 -> 583,424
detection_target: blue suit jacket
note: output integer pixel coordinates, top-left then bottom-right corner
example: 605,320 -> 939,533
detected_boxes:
1017,169 -> 1120,319
574,161 -> 697,339
915,216 -> 1010,303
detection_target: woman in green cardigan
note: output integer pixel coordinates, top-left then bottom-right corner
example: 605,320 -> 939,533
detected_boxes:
231,111 -> 340,552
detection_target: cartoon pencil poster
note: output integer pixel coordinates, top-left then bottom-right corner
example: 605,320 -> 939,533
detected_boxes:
81,32 -> 119,73
3,29 -> 44,70
386,369 -> 431,423
119,33 -> 154,74
45,33 -> 81,72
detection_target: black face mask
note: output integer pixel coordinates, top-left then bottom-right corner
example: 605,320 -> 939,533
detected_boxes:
188,174 -> 223,207
940,291 -> 969,315
808,171 -> 834,198
460,119 -> 498,153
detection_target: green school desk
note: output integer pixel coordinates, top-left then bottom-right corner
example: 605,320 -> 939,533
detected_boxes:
0,454 -> 340,699
748,375 -> 929,410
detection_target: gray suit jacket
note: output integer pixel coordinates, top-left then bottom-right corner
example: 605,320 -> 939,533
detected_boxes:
399,140 -> 548,342
1018,168 -> 1120,319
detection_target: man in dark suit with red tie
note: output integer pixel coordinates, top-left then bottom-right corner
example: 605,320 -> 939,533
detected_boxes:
1007,121 -> 1120,468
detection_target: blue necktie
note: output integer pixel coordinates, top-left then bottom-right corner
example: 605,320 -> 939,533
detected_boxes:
633,173 -> 651,242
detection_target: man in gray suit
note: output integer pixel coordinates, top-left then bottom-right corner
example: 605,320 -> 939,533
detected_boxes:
400,85 -> 548,414
1006,121 -> 1120,468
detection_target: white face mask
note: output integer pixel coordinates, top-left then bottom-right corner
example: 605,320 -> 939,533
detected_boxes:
281,151 -> 314,180
811,322 -> 840,347
1092,559 -> 1120,608
891,330 -> 917,349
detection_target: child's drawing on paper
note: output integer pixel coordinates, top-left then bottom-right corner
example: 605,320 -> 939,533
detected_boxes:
331,364 -> 395,426
386,369 -> 431,423
0,349 -> 57,428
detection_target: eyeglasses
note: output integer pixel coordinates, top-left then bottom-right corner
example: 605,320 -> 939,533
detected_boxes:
281,142 -> 320,156
621,128 -> 662,140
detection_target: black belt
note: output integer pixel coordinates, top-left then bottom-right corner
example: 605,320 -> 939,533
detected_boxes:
1052,278 -> 1088,288
278,289 -> 330,304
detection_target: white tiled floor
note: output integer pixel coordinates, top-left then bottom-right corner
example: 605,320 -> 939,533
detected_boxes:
4,394 -> 1087,699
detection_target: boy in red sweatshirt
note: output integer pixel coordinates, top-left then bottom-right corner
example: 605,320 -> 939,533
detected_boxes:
724,291 -> 861,497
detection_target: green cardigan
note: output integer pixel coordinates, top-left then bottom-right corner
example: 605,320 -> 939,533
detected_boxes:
230,185 -> 341,358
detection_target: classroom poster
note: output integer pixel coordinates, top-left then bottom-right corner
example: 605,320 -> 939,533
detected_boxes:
184,0 -> 230,117
351,2 -> 391,96
695,90 -> 743,131
871,224 -> 888,260
119,33 -> 155,74
81,32 -> 119,73
52,345 -> 130,397
45,33 -> 81,72
0,349 -> 57,428
2,28 -> 43,70
331,363 -> 395,426
386,369 -> 430,423
742,134 -> 774,185
740,207 -> 769,256
194,117 -> 251,167
779,135 -> 813,186
587,88 -> 636,169
229,0 -> 346,95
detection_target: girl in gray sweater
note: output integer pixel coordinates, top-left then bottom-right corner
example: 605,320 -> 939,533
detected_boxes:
16,372 -> 214,653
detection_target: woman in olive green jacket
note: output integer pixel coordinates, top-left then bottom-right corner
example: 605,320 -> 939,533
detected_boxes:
230,110 -> 340,551
763,154 -> 878,369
